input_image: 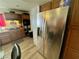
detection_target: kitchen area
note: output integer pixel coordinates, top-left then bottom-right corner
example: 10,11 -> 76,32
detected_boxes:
0,12 -> 31,45
0,0 -> 76,59
0,10 -> 34,59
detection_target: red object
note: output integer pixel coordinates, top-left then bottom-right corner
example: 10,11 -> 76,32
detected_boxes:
0,14 -> 6,27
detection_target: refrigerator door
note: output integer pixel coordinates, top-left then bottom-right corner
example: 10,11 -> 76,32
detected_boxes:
37,12 -> 46,55
38,6 -> 69,59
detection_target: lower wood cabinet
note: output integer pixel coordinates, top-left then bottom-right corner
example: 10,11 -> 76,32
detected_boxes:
0,35 -> 11,45
0,28 -> 25,45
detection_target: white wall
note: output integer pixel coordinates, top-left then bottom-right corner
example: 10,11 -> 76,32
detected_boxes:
0,8 -> 10,12
30,6 -> 39,45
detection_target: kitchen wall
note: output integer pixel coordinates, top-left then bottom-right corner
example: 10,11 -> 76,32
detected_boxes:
0,8 -> 10,12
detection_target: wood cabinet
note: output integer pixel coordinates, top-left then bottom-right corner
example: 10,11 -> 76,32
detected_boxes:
0,28 -> 25,45
62,0 -> 79,59
69,28 -> 79,51
4,13 -> 22,24
22,14 -> 30,20
40,1 -> 52,12
0,32 -> 11,45
64,46 -> 79,59
63,28 -> 79,59
40,0 -> 61,12
5,13 -> 22,20
70,0 -> 79,26
52,0 -> 61,9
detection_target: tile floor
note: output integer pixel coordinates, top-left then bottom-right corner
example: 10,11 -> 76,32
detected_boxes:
1,37 -> 44,59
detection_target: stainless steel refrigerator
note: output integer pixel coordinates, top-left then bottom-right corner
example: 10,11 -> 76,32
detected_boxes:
37,6 -> 69,59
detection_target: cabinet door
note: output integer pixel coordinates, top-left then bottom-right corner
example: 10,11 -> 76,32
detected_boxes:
71,0 -> 79,26
40,2 -> 52,12
0,35 -> 11,45
64,28 -> 79,59
5,13 -> 21,20
52,0 -> 61,9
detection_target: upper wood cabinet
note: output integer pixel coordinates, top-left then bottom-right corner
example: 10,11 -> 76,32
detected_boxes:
40,1 -> 52,12
22,14 -> 30,20
40,0 -> 61,12
52,0 -> 61,9
5,13 -> 22,20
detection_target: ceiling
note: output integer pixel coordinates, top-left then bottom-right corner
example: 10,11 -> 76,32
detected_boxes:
0,0 -> 51,11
